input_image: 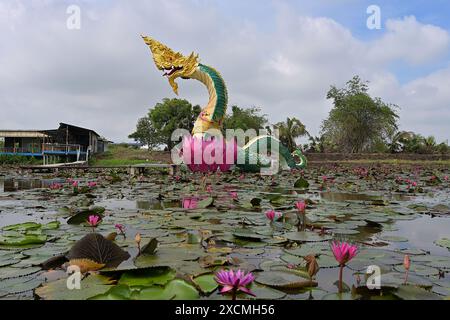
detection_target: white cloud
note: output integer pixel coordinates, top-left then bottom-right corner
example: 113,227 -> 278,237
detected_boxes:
0,0 -> 448,143
368,16 -> 450,65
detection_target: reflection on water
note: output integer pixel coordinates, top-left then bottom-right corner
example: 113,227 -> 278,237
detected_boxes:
97,198 -> 181,210
321,192 -> 410,202
384,215 -> 450,256
0,177 -> 65,192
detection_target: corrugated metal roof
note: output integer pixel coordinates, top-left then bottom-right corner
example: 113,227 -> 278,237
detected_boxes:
0,130 -> 50,138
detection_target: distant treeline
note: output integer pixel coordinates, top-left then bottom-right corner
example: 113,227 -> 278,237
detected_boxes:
129,76 -> 449,155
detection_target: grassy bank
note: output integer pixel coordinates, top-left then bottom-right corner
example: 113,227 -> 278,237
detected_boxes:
89,144 -> 170,166
90,145 -> 450,167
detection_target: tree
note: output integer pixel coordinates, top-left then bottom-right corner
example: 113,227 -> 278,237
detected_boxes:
274,117 -> 308,152
222,106 -> 268,132
387,131 -> 415,153
129,98 -> 201,150
321,76 -> 399,153
128,117 -> 159,150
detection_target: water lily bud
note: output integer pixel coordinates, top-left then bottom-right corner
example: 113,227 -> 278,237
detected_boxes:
403,255 -> 411,270
135,233 -> 141,245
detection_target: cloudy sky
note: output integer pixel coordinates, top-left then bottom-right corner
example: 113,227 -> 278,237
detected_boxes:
1,0 -> 449,143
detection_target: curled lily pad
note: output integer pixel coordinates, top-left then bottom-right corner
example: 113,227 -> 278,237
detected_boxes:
66,207 -> 105,225
140,238 -> 158,256
66,233 -> 130,268
294,178 -> 309,189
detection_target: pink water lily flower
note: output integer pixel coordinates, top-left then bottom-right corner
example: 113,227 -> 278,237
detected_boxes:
182,197 -> 198,209
72,181 -> 79,188
230,191 -> 238,200
88,181 -> 97,188
87,215 -> 100,231
331,240 -> 358,293
331,240 -> 358,265
265,209 -> 282,222
295,201 -> 306,213
215,269 -> 255,300
115,223 -> 125,235
49,183 -> 63,190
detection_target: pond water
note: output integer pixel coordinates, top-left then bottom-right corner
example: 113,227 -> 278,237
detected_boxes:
0,166 -> 449,300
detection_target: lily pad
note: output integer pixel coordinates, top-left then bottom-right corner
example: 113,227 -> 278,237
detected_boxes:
394,285 -> 442,300
434,238 -> 450,250
294,178 -> 309,189
118,267 -> 175,287
193,274 -> 218,294
35,274 -> 114,300
284,231 -> 332,242
132,279 -> 199,300
255,271 -> 316,289
66,233 -> 130,268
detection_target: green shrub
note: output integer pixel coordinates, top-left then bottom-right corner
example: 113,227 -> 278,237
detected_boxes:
0,155 -> 41,165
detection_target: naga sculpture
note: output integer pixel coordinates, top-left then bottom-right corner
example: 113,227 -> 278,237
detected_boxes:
142,36 -> 307,172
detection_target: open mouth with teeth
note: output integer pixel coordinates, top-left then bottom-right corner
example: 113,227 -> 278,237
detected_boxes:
162,66 -> 182,77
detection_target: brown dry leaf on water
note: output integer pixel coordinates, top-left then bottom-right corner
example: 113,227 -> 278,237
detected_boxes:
105,232 -> 117,241
303,254 -> 320,279
69,259 -> 105,273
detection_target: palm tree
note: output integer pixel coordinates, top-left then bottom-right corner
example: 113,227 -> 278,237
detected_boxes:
274,117 -> 308,152
388,131 -> 414,153
423,136 -> 437,154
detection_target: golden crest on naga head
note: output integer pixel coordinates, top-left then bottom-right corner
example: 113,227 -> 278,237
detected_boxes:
141,35 -> 199,95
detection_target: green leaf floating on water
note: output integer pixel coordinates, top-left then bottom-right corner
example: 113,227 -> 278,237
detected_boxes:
131,279 -> 199,300
197,197 -> 214,209
134,246 -> 204,268
394,285 -> 443,300
255,271 -> 316,289
233,228 -> 267,241
0,266 -> 42,280
0,234 -> 47,246
193,274 -> 218,294
284,231 -> 332,242
434,238 -> 450,250
42,221 -> 60,230
35,274 -> 114,300
2,222 -> 41,232
118,267 -> 175,287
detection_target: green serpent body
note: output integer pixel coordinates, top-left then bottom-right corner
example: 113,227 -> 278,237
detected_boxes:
192,64 -> 307,172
